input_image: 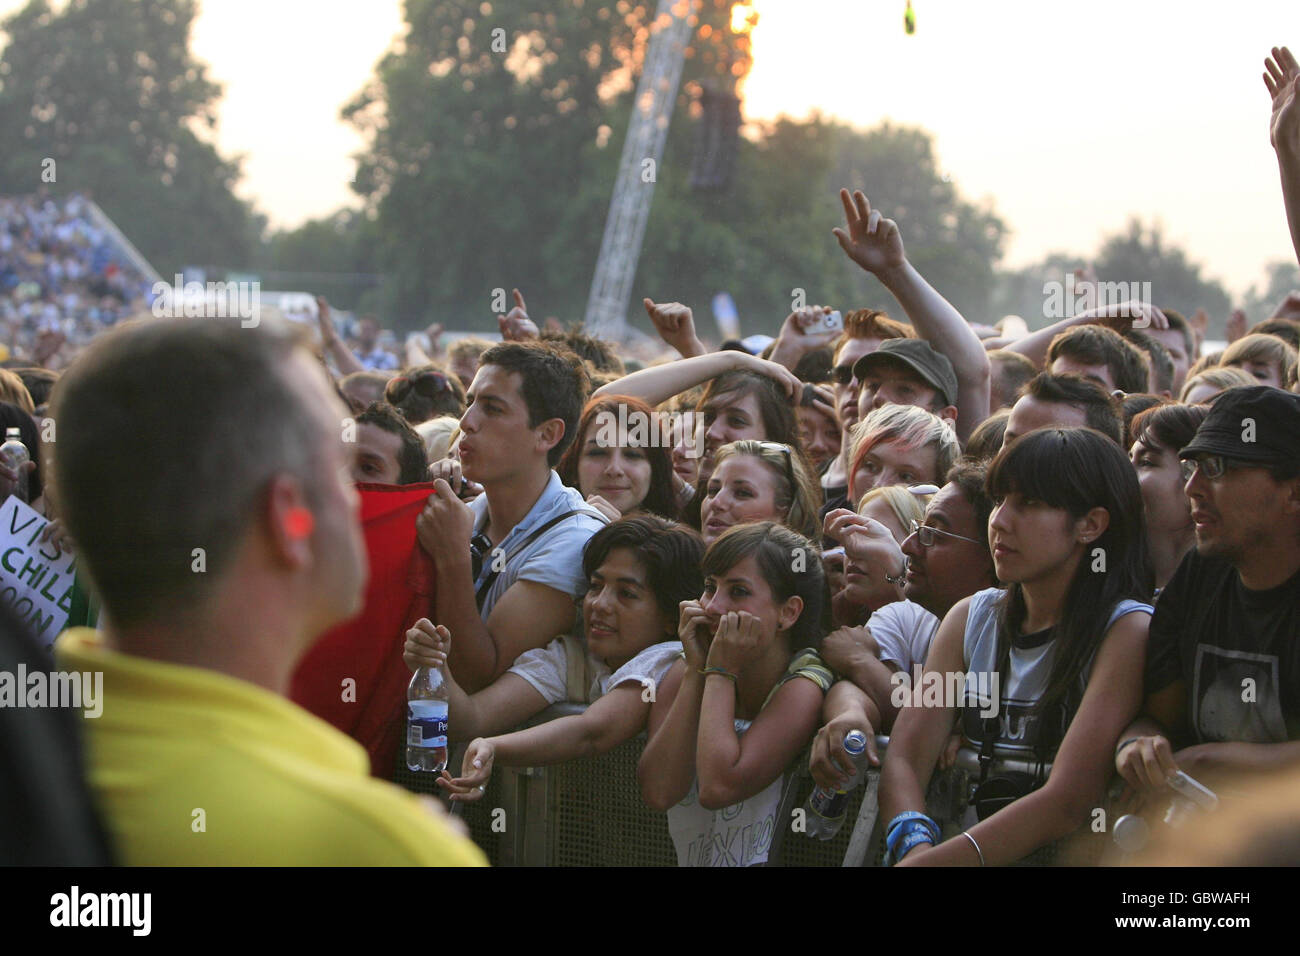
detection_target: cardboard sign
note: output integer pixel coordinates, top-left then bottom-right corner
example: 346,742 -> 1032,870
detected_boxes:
0,496 -> 75,645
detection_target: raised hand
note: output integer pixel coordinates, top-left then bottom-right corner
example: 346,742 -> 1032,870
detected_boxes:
770,306 -> 841,370
315,295 -> 338,341
643,298 -> 702,356
824,509 -> 905,581
1226,308 -> 1248,343
832,188 -> 907,276
1265,46 -> 1300,155
403,618 -> 450,673
497,289 -> 539,341
735,352 -> 804,402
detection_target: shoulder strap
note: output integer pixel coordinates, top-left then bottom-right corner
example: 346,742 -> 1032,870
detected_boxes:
559,633 -> 594,703
474,507 -> 608,610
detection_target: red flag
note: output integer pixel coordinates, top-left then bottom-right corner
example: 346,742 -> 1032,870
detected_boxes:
290,482 -> 437,777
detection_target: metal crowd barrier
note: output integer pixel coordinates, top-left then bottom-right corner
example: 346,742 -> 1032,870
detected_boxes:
393,707 -> 1102,866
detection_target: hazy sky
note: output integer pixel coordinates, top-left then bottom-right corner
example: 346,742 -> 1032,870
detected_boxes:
4,0 -> 1296,297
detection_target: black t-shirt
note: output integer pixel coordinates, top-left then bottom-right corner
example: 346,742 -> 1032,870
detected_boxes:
820,484 -> 849,548
1145,548 -> 1300,744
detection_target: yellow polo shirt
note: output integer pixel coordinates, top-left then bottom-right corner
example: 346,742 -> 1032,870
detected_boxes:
56,628 -> 486,867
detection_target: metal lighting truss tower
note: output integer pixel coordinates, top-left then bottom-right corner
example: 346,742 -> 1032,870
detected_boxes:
583,0 -> 698,339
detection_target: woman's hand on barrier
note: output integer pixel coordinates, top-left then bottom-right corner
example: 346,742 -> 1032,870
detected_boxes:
705,610 -> 763,673
403,619 -> 450,674
436,738 -> 496,802
677,600 -> 711,670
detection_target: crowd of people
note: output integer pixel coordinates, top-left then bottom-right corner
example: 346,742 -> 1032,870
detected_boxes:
3,45 -> 1300,868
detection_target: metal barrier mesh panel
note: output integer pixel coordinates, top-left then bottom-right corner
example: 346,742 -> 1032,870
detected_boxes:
549,735 -> 677,867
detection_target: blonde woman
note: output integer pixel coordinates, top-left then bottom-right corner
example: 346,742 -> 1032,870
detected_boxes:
699,440 -> 823,545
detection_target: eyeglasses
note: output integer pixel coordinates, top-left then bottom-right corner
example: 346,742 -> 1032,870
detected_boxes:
388,370 -> 451,403
755,440 -> 797,489
832,363 -> 855,386
1179,455 -> 1241,482
908,519 -> 982,549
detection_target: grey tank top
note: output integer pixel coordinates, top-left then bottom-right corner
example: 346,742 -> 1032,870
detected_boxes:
959,587 -> 1153,759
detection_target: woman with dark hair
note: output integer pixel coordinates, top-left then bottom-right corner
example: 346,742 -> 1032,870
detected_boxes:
1128,403 -> 1210,591
556,395 -> 680,520
639,521 -> 832,866
881,428 -> 1154,866
384,364 -> 466,424
590,349 -> 808,488
406,515 -> 704,799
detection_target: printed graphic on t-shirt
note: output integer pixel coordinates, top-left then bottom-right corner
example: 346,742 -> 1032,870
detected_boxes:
960,695 -> 1061,757
1192,645 -> 1287,744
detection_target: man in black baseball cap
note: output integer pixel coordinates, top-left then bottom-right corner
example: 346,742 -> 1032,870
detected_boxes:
853,338 -> 960,431
1116,386 -> 1300,800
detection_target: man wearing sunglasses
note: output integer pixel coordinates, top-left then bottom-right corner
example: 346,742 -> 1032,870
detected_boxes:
811,462 -> 997,782
1117,386 -> 1300,799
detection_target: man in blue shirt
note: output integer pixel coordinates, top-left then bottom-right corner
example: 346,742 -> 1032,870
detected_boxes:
417,341 -> 606,692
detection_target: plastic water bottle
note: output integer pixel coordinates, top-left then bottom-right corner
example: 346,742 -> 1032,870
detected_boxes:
0,428 -> 29,503
804,730 -> 869,840
406,665 -> 449,773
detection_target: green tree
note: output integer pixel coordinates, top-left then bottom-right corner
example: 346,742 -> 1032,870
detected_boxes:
1241,260 -> 1300,324
1093,219 -> 1232,334
823,121 -> 1007,325
0,0 -> 262,274
344,0 -> 749,328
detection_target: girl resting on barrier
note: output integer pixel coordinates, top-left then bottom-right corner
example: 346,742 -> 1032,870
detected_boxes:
638,522 -> 833,866
879,428 -> 1154,865
403,515 -> 703,798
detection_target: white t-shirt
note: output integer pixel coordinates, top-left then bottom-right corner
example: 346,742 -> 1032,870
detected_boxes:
867,600 -> 940,674
507,639 -> 683,705
667,717 -> 785,867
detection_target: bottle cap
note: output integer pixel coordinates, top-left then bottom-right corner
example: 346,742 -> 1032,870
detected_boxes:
843,730 -> 868,756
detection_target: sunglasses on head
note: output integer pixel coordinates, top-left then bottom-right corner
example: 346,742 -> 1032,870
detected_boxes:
388,370 -> 450,402
754,440 -> 796,489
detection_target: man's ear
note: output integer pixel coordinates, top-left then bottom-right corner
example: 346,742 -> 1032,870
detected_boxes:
535,417 -> 566,456
938,405 -> 958,428
266,474 -> 314,570
1074,506 -> 1110,545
